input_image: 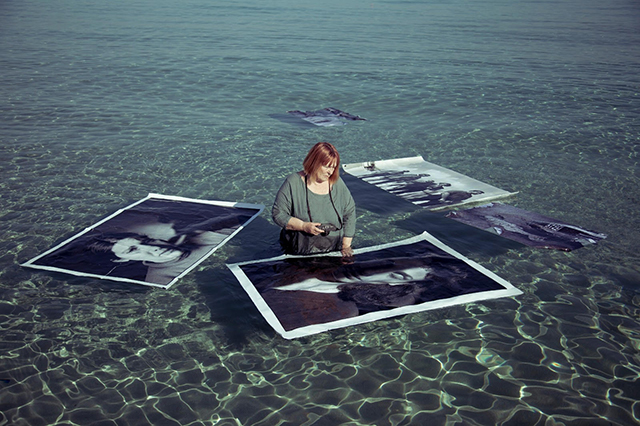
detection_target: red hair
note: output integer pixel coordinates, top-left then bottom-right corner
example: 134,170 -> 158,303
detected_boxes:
303,142 -> 341,185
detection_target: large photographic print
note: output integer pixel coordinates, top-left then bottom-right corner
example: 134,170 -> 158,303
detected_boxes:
21,194 -> 264,289
228,232 -> 522,339
447,202 -> 607,251
343,156 -> 517,211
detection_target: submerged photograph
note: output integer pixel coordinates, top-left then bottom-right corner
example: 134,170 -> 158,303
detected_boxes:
21,194 -> 264,288
1,0 -> 639,425
229,233 -> 521,339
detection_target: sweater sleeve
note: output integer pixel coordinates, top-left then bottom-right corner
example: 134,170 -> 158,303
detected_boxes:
338,178 -> 356,238
272,175 -> 295,228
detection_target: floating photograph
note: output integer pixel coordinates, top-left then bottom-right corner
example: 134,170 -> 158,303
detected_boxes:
21,194 -> 264,288
446,202 -> 607,251
343,156 -> 517,211
286,107 -> 367,127
228,232 -> 522,339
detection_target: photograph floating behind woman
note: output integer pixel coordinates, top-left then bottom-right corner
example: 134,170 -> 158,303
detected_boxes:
227,232 -> 522,339
21,194 -> 264,288
343,156 -> 517,211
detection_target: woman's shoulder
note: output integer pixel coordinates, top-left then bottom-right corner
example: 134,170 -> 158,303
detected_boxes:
283,172 -> 306,185
333,176 -> 350,191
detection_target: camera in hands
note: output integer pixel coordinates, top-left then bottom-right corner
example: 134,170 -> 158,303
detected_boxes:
318,223 -> 338,236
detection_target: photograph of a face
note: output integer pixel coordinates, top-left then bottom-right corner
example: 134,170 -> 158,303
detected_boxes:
21,194 -> 264,288
228,232 -> 522,339
343,156 -> 517,211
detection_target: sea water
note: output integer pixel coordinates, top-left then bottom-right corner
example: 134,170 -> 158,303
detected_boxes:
1,0 -> 639,424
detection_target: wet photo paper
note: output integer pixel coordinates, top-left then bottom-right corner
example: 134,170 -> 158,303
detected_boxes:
343,156 -> 517,211
21,194 -> 264,289
446,202 -> 607,251
227,232 -> 522,339
287,107 -> 367,127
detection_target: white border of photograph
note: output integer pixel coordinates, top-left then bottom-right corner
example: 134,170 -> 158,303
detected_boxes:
343,156 -> 517,211
227,231 -> 522,339
21,193 -> 264,289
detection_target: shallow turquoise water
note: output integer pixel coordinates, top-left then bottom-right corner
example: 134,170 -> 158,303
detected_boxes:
1,0 -> 639,425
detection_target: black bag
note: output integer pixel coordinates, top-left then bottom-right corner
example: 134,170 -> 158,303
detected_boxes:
279,229 -> 299,254
279,229 -> 338,255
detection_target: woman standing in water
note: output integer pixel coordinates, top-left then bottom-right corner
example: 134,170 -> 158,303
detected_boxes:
272,142 -> 356,257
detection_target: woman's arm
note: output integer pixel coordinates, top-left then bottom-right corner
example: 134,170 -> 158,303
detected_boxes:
341,237 -> 353,257
337,178 -> 356,257
286,216 -> 323,235
272,176 -> 295,228
273,174 -> 323,235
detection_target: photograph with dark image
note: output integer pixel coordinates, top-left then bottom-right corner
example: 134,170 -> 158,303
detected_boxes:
447,202 -> 607,251
228,232 -> 522,339
21,194 -> 264,288
343,156 -> 517,211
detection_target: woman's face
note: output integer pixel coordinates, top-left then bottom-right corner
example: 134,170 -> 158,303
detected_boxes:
314,161 -> 337,183
276,266 -> 430,294
131,220 -> 177,241
111,237 -> 183,263
342,267 -> 429,285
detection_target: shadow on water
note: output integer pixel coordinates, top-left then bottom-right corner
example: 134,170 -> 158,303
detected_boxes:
342,172 -> 419,216
393,209 -> 524,258
195,267 -> 276,349
226,216 -> 283,263
196,217 -> 281,347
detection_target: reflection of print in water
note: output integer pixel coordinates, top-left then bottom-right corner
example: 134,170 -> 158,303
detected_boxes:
26,196 -> 262,287
361,169 -> 484,208
240,239 -> 505,331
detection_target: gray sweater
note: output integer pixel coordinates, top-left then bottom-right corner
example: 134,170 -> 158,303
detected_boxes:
272,173 -> 356,254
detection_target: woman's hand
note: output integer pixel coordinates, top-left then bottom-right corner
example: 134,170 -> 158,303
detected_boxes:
302,222 -> 324,235
341,245 -> 354,258
341,237 -> 354,259
287,217 -> 323,235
